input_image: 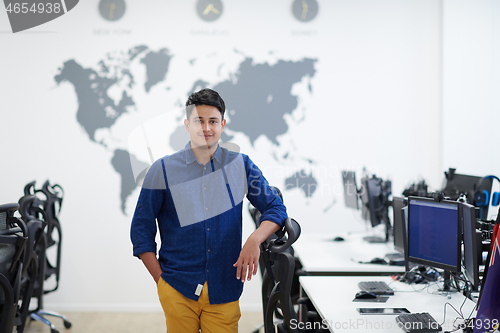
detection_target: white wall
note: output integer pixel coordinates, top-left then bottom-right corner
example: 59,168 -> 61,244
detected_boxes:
0,0 -> 449,312
442,0 -> 500,220
442,0 -> 500,175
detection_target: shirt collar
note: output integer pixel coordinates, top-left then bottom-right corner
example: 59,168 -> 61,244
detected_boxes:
184,142 -> 223,165
212,144 -> 222,163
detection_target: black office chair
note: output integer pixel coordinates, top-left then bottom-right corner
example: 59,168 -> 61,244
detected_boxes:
250,188 -> 325,333
19,181 -> 71,333
250,186 -> 299,283
250,187 -> 315,333
261,217 -> 302,333
0,203 -> 28,333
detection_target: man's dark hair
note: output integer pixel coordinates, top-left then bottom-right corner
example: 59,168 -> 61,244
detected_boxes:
185,88 -> 226,120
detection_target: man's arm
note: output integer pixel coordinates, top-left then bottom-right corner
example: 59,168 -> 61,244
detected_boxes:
233,220 -> 280,282
139,252 -> 163,284
131,159 -> 166,284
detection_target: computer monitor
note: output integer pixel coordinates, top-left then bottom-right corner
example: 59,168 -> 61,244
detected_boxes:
359,175 -> 392,243
383,196 -> 407,265
364,177 -> 382,228
402,205 -> 412,271
341,171 -> 359,210
406,197 -> 461,273
393,197 -> 407,255
462,202 -> 481,288
441,168 -> 490,205
360,176 -> 390,228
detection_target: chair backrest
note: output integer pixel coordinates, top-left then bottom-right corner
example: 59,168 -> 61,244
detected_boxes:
18,194 -> 45,274
15,195 -> 45,333
21,180 -> 63,293
262,217 -> 302,333
36,181 -> 63,292
0,203 -> 28,333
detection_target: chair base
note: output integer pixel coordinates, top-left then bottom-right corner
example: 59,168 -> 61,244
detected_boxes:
30,309 -> 72,333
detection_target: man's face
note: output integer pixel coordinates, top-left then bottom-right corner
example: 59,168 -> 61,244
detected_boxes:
184,104 -> 226,150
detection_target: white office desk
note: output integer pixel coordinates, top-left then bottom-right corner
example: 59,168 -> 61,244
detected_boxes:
293,233 -> 406,275
299,276 -> 477,333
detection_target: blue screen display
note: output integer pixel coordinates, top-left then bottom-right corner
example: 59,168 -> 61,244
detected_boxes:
408,199 -> 458,267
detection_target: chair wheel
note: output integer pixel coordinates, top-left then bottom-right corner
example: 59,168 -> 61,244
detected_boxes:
64,321 -> 72,329
51,329 -> 59,333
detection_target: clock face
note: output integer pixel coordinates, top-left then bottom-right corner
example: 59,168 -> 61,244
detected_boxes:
99,0 -> 126,21
196,0 -> 223,22
292,0 -> 318,22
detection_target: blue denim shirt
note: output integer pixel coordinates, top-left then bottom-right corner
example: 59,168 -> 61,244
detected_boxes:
130,143 -> 287,304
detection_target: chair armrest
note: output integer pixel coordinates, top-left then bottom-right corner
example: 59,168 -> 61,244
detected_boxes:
0,203 -> 19,214
0,228 -> 23,236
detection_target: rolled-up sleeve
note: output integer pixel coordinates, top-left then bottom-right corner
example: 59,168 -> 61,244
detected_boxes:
130,159 -> 167,258
244,156 -> 287,227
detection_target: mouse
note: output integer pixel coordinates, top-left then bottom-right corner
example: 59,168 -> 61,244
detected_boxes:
355,291 -> 378,299
370,257 -> 388,265
333,236 -> 345,242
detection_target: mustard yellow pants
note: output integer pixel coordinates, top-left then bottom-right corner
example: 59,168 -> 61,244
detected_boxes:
157,278 -> 240,333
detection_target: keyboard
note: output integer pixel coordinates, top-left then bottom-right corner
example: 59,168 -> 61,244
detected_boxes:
395,312 -> 442,333
358,281 -> 395,295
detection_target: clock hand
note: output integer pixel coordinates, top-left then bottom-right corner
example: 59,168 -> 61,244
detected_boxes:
301,0 -> 308,20
105,3 -> 116,19
203,4 -> 220,15
210,6 -> 220,15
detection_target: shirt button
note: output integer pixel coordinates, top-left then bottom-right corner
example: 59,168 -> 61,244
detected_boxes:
204,167 -> 207,170
206,269 -> 209,273
205,207 -> 208,211
207,228 -> 210,231
203,187 -> 207,190
207,249 -> 211,252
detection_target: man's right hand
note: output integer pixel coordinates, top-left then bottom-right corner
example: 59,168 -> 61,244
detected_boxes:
139,252 -> 163,284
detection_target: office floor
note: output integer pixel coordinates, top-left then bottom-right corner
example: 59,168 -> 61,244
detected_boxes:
23,311 -> 264,333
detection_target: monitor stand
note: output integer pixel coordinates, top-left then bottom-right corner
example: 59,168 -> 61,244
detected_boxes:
363,213 -> 391,244
384,252 -> 405,266
441,270 -> 452,292
363,235 -> 386,243
385,252 -> 404,261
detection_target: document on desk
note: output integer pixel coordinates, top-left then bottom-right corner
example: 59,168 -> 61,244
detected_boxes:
352,296 -> 389,303
357,308 -> 410,315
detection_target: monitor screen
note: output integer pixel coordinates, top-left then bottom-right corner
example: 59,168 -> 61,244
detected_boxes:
393,197 -> 407,254
342,171 -> 359,210
360,177 -> 385,227
406,197 -> 461,273
462,202 -> 480,287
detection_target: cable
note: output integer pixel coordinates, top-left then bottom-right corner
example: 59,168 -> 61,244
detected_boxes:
441,301 -> 465,326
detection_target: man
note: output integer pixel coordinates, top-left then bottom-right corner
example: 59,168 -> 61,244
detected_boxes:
130,88 -> 287,332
